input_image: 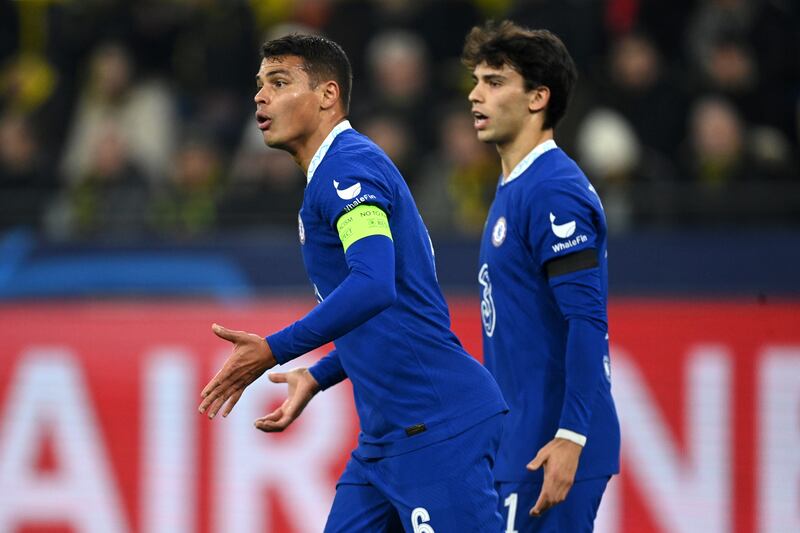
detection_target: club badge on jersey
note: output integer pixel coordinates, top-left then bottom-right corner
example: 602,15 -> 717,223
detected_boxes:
491,216 -> 507,247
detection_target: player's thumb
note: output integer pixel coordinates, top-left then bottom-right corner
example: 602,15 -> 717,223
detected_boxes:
212,323 -> 238,342
268,372 -> 288,384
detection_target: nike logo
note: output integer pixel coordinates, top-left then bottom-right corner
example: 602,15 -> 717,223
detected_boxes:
333,180 -> 362,200
550,212 -> 576,238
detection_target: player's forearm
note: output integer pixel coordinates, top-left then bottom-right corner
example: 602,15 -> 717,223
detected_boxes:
267,235 -> 397,363
549,267 -> 608,440
308,350 -> 348,390
557,316 -> 606,439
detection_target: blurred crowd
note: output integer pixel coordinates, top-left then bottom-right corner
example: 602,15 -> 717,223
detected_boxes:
0,0 -> 798,241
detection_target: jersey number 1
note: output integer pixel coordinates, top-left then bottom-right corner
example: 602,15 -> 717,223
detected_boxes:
504,493 -> 519,533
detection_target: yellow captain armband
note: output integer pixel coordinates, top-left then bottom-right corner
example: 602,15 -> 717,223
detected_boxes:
336,204 -> 393,252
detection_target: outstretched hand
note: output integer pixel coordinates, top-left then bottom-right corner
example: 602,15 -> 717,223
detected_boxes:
527,437 -> 583,516
198,323 -> 277,419
254,368 -> 320,432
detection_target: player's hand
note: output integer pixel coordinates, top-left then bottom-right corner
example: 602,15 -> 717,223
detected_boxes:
198,323 -> 277,419
254,368 -> 320,432
527,437 -> 583,516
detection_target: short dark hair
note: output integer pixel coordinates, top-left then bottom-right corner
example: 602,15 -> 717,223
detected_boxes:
462,20 -> 577,130
261,34 -> 353,114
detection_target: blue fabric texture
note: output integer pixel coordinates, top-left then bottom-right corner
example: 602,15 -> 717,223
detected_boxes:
326,414 -> 505,533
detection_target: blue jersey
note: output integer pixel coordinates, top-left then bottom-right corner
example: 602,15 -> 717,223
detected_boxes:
479,141 -> 620,482
298,122 -> 507,458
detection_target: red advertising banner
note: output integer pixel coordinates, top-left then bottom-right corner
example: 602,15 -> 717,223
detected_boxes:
0,299 -> 798,533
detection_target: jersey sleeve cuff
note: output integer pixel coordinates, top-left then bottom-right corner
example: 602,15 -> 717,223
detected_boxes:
555,428 -> 587,447
265,332 -> 293,365
308,351 -> 347,391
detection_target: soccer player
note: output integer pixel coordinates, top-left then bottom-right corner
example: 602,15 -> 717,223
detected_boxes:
197,34 -> 508,532
462,21 -> 621,532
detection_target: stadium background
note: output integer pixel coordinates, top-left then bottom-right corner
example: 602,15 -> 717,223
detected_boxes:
0,1 -> 798,532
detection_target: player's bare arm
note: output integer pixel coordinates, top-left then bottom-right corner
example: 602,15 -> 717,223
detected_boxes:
198,323 -> 277,419
254,367 -> 320,432
527,437 -> 583,516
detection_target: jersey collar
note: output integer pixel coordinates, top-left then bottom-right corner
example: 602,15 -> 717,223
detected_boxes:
502,139 -> 558,186
307,120 -> 352,184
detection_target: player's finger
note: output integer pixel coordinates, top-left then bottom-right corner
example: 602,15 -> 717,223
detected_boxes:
527,451 -> 547,471
255,412 -> 290,432
260,408 -> 284,422
211,323 -> 241,343
200,365 -> 230,397
206,385 -> 237,418
200,376 -> 221,399
198,384 -> 223,412
201,361 -> 239,398
198,394 -> 213,414
205,396 -> 226,419
221,389 -> 244,418
530,489 -> 550,516
268,372 -> 288,384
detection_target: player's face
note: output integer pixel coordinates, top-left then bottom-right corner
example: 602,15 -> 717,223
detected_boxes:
468,62 -> 532,146
254,56 -> 321,151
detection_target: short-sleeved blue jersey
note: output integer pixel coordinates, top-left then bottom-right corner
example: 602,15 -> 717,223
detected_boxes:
479,141 -> 620,482
299,122 -> 507,458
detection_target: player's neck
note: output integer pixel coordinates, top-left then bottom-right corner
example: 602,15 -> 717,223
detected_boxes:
293,114 -> 348,174
498,128 -> 554,180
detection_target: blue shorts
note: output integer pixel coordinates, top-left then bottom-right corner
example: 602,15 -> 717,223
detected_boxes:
324,414 -> 504,533
496,476 -> 610,533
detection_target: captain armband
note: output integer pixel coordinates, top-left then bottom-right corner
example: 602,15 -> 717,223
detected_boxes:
336,204 -> 393,252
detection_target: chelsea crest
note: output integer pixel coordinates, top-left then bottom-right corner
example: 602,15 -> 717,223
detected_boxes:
492,216 -> 507,247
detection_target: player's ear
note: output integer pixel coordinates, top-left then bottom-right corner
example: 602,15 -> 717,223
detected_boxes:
529,86 -> 550,114
319,80 -> 340,111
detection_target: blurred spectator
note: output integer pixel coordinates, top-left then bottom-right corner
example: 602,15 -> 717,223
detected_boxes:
0,53 -> 67,154
60,42 -> 177,185
704,37 -> 757,94
0,113 -> 54,230
366,30 -> 429,109
45,122 -> 150,240
694,34 -> 761,124
684,96 -> 757,186
416,107 -> 499,236
360,113 -> 417,181
150,135 -> 222,238
217,124 -> 305,230
686,0 -> 754,79
0,54 -> 58,116
575,107 -> 679,232
599,31 -> 689,159
576,108 -> 640,233
353,30 -> 436,178
671,95 -> 798,224
685,0 -> 800,140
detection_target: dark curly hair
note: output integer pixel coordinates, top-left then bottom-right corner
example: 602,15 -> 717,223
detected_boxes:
262,34 -> 353,114
462,21 -> 577,130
